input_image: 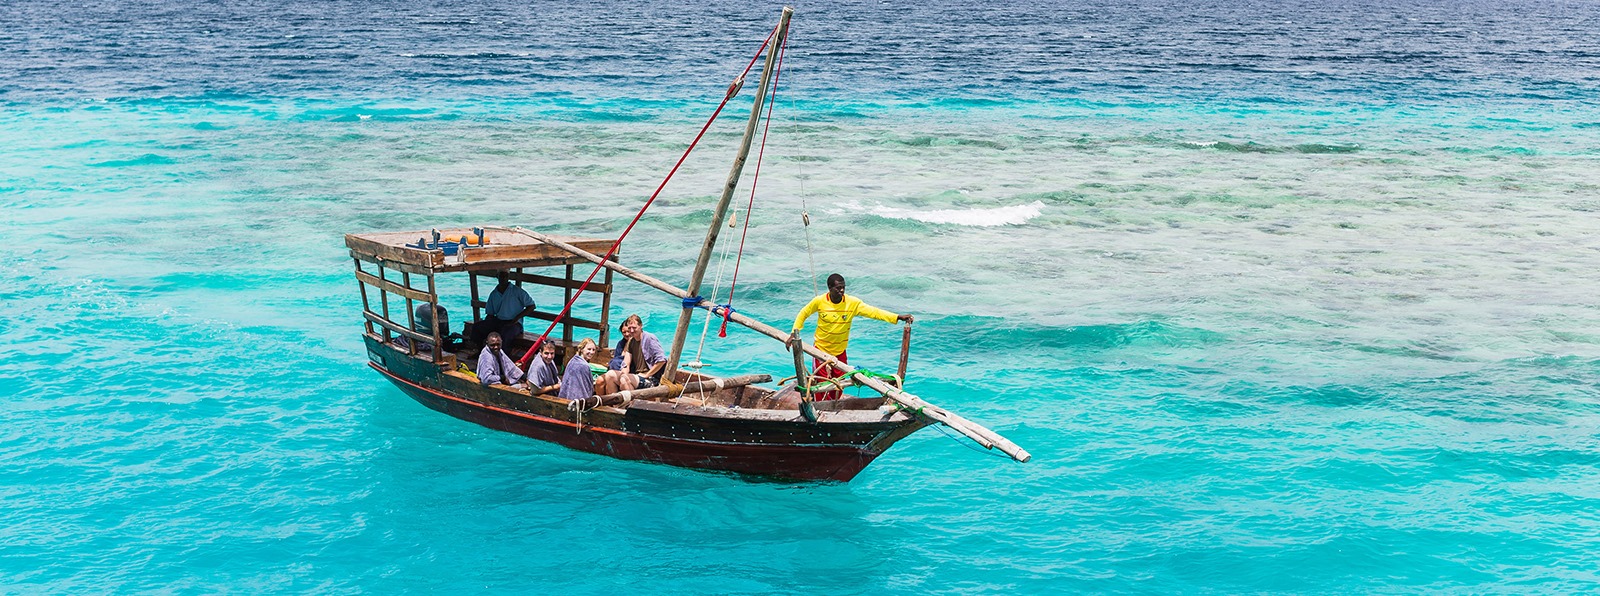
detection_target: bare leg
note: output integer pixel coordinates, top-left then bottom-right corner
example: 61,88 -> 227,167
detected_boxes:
599,370 -> 626,395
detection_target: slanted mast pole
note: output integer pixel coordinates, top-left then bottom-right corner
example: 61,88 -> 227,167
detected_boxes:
663,6 -> 793,382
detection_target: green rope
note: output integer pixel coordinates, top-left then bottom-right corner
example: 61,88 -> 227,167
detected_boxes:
849,368 -> 901,383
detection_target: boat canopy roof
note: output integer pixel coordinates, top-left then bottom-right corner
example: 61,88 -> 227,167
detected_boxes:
344,227 -> 618,274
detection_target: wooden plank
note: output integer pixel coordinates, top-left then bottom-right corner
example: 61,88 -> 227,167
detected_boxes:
898,324 -> 912,384
427,273 -> 442,363
586,374 -> 772,407
530,310 -> 603,331
349,230 -> 616,273
377,265 -> 391,341
402,271 -> 416,356
601,268 -> 613,348
459,242 -> 598,265
467,300 -> 603,331
354,270 -> 434,302
350,251 -> 435,276
506,270 -> 610,292
345,234 -> 444,269
469,271 -> 481,323
446,255 -> 603,273
564,264 -> 574,346
354,258 -> 374,335
364,310 -> 432,343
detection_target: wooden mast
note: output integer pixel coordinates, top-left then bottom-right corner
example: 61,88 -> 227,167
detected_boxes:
662,6 -> 794,382
504,227 -> 1033,464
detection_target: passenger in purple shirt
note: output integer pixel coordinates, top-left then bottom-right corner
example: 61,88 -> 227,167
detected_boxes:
476,332 -> 525,387
599,314 -> 666,395
526,341 -> 562,395
557,338 -> 599,401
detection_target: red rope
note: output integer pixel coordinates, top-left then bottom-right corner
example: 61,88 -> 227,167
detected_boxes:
518,24 -> 779,366
719,32 -> 788,338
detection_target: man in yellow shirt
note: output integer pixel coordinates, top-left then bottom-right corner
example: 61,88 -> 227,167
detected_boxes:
787,273 -> 913,400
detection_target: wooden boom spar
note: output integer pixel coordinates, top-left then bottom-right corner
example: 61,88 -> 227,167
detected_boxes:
501,226 -> 1033,464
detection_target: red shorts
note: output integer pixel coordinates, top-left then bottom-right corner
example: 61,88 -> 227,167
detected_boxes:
811,351 -> 846,401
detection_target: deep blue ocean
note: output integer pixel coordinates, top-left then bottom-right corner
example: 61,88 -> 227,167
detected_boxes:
4,0 -> 1600,592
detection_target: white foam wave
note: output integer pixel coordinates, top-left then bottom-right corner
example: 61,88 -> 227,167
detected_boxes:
836,200 -> 1045,226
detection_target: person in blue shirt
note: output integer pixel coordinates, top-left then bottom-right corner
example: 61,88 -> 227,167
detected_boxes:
472,270 -> 537,346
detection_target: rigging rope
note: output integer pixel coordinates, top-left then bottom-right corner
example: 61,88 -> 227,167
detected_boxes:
785,33 -> 818,298
717,32 -> 788,339
688,210 -> 740,368
517,23 -> 780,367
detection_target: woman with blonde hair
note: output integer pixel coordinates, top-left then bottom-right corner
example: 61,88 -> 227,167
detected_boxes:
557,338 -> 600,402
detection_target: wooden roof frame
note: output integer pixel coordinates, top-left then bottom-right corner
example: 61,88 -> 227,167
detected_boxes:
344,228 -> 619,274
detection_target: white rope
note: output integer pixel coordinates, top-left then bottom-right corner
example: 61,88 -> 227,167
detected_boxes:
786,52 -> 819,297
690,208 -> 741,371
567,393 -> 605,433
801,202 -> 817,297
693,229 -> 741,403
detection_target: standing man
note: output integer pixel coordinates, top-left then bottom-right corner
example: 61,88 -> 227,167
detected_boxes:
787,273 -> 913,400
473,270 -> 537,346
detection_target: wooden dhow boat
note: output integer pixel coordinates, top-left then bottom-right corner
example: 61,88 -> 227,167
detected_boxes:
346,8 -> 1029,481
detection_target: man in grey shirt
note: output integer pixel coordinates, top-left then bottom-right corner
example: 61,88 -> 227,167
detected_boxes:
526,341 -> 561,395
598,314 -> 666,394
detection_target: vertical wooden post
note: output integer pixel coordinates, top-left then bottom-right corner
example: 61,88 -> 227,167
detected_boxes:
563,264 -> 575,346
355,258 -> 373,335
792,340 -> 816,422
600,268 -> 613,349
428,273 -> 442,363
402,271 -> 416,356
377,264 -> 392,342
469,271 -> 481,323
663,6 -> 793,381
897,323 -> 912,386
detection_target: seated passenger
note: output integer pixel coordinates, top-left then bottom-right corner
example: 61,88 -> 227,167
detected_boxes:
598,314 -> 666,394
557,338 -> 599,402
476,332 -> 525,387
526,341 -> 562,395
471,271 -> 537,346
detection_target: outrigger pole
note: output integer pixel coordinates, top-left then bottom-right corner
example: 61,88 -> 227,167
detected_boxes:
505,227 -> 1034,464
662,6 -> 794,383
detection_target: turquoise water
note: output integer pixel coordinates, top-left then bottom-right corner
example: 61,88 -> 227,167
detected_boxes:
5,0 -> 1600,592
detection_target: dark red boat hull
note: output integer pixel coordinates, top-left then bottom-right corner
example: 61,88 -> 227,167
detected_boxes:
371,361 -> 920,481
